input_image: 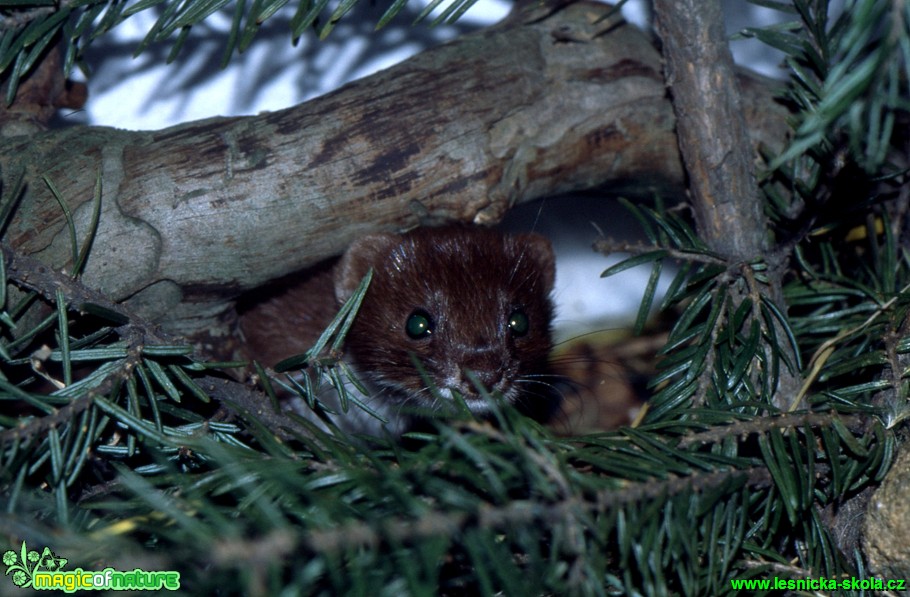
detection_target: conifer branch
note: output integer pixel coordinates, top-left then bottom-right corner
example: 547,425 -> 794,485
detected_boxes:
653,0 -> 768,261
676,412 -> 870,449
301,465 -> 775,554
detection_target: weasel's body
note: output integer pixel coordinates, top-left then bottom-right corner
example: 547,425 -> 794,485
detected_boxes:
240,226 -> 556,435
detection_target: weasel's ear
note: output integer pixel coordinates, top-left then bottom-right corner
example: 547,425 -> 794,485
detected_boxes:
334,233 -> 401,303
516,233 -> 556,292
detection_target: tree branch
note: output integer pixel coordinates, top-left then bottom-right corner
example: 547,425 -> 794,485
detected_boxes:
652,0 -> 769,261
653,0 -> 802,409
0,242 -> 298,442
0,1 -> 791,335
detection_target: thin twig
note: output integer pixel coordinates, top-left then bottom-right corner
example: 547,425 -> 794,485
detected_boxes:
1,242 -> 288,441
592,239 -> 727,265
302,465 -> 774,554
791,278 -> 910,411
676,411 -> 870,449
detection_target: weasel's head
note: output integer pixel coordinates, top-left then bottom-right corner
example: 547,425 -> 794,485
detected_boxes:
335,226 -> 555,418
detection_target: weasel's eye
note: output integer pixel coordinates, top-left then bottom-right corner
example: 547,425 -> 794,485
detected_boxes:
508,309 -> 529,337
405,310 -> 434,339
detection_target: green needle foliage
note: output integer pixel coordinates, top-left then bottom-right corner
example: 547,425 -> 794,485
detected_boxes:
1,0 -> 909,595
0,0 -> 481,104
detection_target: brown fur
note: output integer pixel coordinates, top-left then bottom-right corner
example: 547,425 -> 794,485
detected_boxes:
239,260 -> 339,367
240,226 -> 557,432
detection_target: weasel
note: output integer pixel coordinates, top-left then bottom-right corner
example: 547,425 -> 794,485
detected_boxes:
239,226 -> 557,436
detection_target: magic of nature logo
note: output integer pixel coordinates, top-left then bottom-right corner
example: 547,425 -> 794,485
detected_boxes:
3,541 -> 179,592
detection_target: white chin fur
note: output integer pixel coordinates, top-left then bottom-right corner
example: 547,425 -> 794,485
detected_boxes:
284,366 -> 517,436
444,386 -> 516,414
287,374 -> 409,437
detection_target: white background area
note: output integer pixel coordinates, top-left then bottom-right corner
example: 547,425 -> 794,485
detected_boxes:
74,0 -> 788,131
67,0 -> 790,338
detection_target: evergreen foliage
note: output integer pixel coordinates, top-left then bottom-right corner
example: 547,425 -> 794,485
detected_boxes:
0,0 -> 480,104
1,0 -> 909,595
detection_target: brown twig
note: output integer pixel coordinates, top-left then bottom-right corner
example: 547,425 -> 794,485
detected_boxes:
1,242 -> 162,342
592,239 -> 726,266
652,0 -> 768,260
0,242 -> 293,442
652,0 -> 802,409
676,411 -> 870,449
301,464 -> 775,554
0,332 -> 145,443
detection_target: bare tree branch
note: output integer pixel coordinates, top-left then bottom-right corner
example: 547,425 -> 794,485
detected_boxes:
653,0 -> 769,261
